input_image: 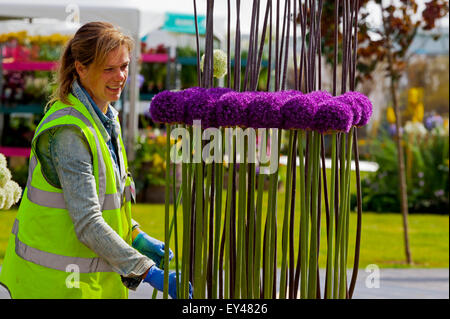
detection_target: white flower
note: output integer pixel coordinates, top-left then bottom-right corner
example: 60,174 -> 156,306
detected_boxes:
0,180 -> 22,210
0,165 -> 12,188
200,49 -> 228,79
0,153 -> 7,168
404,121 -> 427,137
0,187 -> 6,210
10,180 -> 22,203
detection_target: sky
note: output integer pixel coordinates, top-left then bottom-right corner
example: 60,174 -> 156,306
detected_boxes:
153,0 -> 449,35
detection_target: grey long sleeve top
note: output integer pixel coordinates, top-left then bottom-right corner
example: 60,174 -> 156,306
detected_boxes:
33,81 -> 154,283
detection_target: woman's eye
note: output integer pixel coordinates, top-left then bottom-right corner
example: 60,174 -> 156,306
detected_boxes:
104,68 -> 113,72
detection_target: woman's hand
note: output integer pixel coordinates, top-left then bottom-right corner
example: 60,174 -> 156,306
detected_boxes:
132,228 -> 174,268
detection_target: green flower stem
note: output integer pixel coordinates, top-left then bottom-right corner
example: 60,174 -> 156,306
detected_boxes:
224,130 -> 235,299
254,129 -> 266,298
263,130 -> 275,298
181,125 -> 194,299
279,130 -> 294,299
297,130 -> 309,299
193,136 -> 204,298
267,129 -> 281,298
288,131 -> 298,299
181,160 -> 189,298
333,133 -> 344,298
307,131 -> 320,299
302,131 -> 313,298
337,132 -> 347,299
325,133 -> 337,299
212,128 -> 225,299
341,127 -> 354,299
202,161 -> 212,297
172,130 -> 181,299
247,159 -> 256,298
153,188 -> 182,299
163,124 -> 172,299
236,132 -> 248,298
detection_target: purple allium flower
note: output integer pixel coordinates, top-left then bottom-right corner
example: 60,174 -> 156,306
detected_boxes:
183,88 -> 216,128
307,90 -> 333,104
313,98 -> 353,133
216,91 -> 258,127
336,92 -> 362,126
275,90 -> 303,100
149,90 -> 185,124
280,94 -> 317,130
247,92 -> 284,128
208,87 -> 233,99
347,91 -> 373,127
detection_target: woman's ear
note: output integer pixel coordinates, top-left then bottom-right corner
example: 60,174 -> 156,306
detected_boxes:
74,60 -> 87,80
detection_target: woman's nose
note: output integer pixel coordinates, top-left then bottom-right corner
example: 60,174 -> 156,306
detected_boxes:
115,69 -> 126,81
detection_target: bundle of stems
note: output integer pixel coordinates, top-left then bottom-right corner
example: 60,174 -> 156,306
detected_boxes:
158,0 -> 364,299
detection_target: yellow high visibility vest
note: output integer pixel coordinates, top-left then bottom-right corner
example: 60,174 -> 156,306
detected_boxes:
0,94 -> 135,299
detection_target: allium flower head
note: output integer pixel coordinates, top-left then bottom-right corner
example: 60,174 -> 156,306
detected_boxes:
336,92 -> 362,126
275,90 -> 302,101
184,88 -> 217,128
347,91 -> 372,127
313,98 -> 353,133
216,91 -> 258,127
247,92 -> 284,128
307,90 -> 333,104
207,87 -> 233,99
280,94 -> 317,130
149,90 -> 185,124
201,49 -> 228,79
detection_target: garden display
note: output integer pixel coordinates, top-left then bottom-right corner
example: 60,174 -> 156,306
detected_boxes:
147,0 -> 373,299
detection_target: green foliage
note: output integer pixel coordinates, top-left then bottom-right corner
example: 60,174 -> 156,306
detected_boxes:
359,127 -> 449,214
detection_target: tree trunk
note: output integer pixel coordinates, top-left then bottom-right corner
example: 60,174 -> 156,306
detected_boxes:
388,64 -> 413,265
382,1 -> 413,265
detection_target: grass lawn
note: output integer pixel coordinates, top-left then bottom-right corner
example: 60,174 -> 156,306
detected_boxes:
0,166 -> 447,269
1,205 -> 448,269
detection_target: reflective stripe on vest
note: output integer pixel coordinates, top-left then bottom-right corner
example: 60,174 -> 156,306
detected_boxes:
26,108 -> 131,210
12,219 -> 113,273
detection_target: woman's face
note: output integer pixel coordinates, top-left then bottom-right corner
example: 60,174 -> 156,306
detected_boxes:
76,45 -> 130,112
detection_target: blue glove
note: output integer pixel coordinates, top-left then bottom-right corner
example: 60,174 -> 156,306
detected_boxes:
132,231 -> 173,268
143,265 -> 193,299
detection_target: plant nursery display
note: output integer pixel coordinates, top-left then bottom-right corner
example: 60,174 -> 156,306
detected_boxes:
146,0 -> 373,299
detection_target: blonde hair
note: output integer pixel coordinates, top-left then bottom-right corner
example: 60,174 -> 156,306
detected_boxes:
47,21 -> 134,109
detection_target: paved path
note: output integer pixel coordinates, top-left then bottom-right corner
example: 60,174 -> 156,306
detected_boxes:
0,267 -> 447,299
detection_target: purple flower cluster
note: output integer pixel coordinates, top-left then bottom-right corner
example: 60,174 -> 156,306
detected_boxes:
149,88 -> 372,132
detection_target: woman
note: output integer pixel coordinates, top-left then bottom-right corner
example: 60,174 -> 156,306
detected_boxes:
0,22 -> 191,299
